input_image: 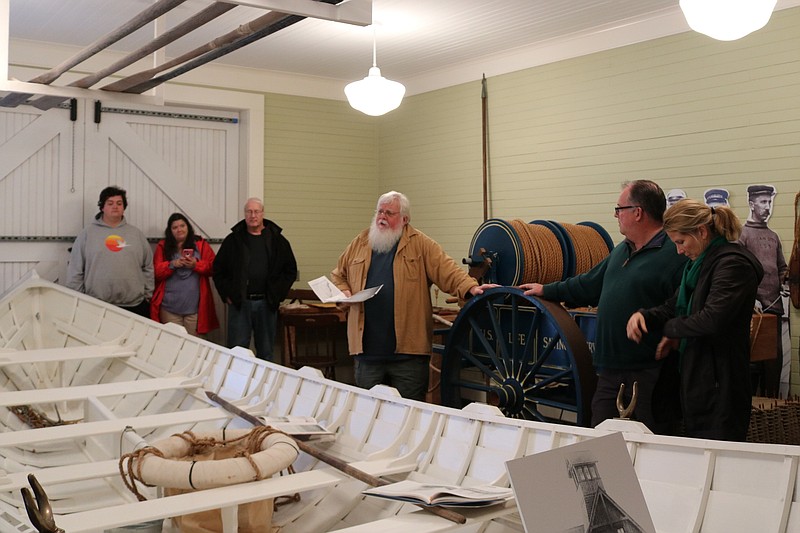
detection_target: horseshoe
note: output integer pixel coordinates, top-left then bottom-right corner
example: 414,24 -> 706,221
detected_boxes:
21,474 -> 64,533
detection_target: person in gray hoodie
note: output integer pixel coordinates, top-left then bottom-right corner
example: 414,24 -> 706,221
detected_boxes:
66,186 -> 154,317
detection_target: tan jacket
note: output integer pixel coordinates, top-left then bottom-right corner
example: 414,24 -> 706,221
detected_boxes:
331,225 -> 477,356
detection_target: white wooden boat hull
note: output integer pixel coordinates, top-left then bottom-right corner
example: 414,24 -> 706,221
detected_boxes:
0,273 -> 798,533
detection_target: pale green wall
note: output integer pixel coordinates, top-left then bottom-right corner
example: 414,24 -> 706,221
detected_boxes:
260,7 -> 800,393
383,7 -> 799,260
263,93 -> 379,284
378,84 -> 487,262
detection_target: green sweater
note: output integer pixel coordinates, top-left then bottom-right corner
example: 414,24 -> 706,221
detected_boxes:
541,231 -> 686,370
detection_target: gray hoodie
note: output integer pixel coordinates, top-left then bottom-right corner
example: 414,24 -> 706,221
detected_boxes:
66,217 -> 154,306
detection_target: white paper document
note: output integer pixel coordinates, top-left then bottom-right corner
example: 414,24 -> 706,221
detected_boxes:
258,415 -> 335,441
308,276 -> 382,303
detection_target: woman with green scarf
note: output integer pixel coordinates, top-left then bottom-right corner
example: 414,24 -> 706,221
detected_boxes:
626,199 -> 763,441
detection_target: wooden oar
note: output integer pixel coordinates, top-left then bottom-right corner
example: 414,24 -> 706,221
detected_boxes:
101,10 -> 291,93
204,390 -> 467,525
0,0 -> 188,108
31,1 -> 237,111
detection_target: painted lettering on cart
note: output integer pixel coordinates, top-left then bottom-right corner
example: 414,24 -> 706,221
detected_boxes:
477,329 -> 527,346
476,331 -> 594,354
541,336 -> 568,351
541,336 -> 596,355
507,332 -> 526,345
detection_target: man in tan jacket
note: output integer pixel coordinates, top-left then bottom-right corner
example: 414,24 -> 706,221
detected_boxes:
331,191 -> 495,400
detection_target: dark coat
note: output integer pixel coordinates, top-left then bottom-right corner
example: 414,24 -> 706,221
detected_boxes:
641,242 -> 763,441
212,218 -> 297,311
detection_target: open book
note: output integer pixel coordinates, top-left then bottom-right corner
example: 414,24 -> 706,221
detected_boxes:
362,480 -> 513,508
308,276 -> 382,303
259,415 -> 335,441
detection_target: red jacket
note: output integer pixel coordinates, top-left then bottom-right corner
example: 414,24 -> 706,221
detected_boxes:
150,237 -> 219,334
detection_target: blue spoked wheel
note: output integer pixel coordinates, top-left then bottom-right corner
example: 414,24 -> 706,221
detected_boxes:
439,287 -> 597,426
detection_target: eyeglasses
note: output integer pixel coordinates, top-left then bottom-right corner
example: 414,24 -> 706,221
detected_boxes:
614,205 -> 640,214
245,209 -> 263,216
375,209 -> 399,218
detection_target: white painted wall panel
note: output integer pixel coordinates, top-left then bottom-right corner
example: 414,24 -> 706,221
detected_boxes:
0,107 -> 77,236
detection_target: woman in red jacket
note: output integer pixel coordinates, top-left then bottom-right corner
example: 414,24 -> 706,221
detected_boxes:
151,213 -> 219,336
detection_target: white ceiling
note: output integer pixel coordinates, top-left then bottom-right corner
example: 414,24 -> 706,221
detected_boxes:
7,0 -> 800,96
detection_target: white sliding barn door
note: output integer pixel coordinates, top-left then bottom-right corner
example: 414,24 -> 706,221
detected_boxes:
0,105 -> 78,292
84,103 -> 238,240
0,100 -> 240,295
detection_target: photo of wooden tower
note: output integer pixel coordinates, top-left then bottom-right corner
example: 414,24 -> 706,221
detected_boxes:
567,457 -> 646,533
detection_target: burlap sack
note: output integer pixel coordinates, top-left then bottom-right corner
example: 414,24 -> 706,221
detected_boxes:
164,438 -> 275,533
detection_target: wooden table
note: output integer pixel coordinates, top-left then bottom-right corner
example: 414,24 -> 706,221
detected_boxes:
279,304 -> 346,368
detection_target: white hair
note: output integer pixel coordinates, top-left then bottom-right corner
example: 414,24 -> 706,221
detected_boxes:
244,197 -> 264,211
376,191 -> 410,222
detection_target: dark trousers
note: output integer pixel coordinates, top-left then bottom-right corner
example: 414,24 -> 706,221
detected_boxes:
354,356 -> 429,401
591,366 -> 661,431
753,312 -> 783,397
119,300 -> 150,319
227,299 -> 277,362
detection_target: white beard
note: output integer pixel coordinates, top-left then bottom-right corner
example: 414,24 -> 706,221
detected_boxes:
369,219 -> 403,254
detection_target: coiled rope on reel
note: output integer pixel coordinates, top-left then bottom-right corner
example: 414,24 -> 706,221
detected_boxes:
560,222 -> 613,276
509,219 -> 564,285
467,218 -> 613,286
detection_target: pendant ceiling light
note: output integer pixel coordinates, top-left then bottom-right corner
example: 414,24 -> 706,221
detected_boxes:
679,0 -> 777,41
344,26 -> 405,116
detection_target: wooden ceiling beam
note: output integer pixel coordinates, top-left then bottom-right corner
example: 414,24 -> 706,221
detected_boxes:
225,0 -> 371,26
0,0 -> 188,108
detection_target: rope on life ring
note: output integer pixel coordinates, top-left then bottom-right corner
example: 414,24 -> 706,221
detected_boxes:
119,427 -> 299,501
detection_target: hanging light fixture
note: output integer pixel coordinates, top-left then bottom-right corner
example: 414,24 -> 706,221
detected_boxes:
679,0 -> 777,41
345,26 -> 405,116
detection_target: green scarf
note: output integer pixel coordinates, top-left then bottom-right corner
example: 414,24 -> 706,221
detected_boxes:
674,235 -> 726,352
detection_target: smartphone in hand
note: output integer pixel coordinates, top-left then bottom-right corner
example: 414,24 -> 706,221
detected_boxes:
182,248 -> 194,259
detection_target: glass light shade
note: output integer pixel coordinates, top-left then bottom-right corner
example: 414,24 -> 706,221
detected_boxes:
344,66 -> 406,116
679,0 -> 777,41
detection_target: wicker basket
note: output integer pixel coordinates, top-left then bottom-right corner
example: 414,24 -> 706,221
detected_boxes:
747,397 -> 800,445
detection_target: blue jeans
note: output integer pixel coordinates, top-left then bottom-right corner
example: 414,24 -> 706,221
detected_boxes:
227,299 -> 277,362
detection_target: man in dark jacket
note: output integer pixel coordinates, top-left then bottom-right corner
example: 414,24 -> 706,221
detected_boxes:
520,180 -> 688,432
213,197 -> 297,362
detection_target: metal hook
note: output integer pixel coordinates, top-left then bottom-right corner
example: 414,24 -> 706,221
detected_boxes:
21,474 -> 64,533
616,381 -> 639,420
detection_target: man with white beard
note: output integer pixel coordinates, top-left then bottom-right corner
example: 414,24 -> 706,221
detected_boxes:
331,191 -> 495,400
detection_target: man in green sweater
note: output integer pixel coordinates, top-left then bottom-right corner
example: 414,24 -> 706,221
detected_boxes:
520,180 -> 687,432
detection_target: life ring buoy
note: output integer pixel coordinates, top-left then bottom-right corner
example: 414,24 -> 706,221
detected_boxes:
130,428 -> 299,491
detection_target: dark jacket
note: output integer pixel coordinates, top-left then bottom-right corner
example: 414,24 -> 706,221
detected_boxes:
212,219 -> 297,311
641,242 -> 763,441
542,231 -> 687,370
